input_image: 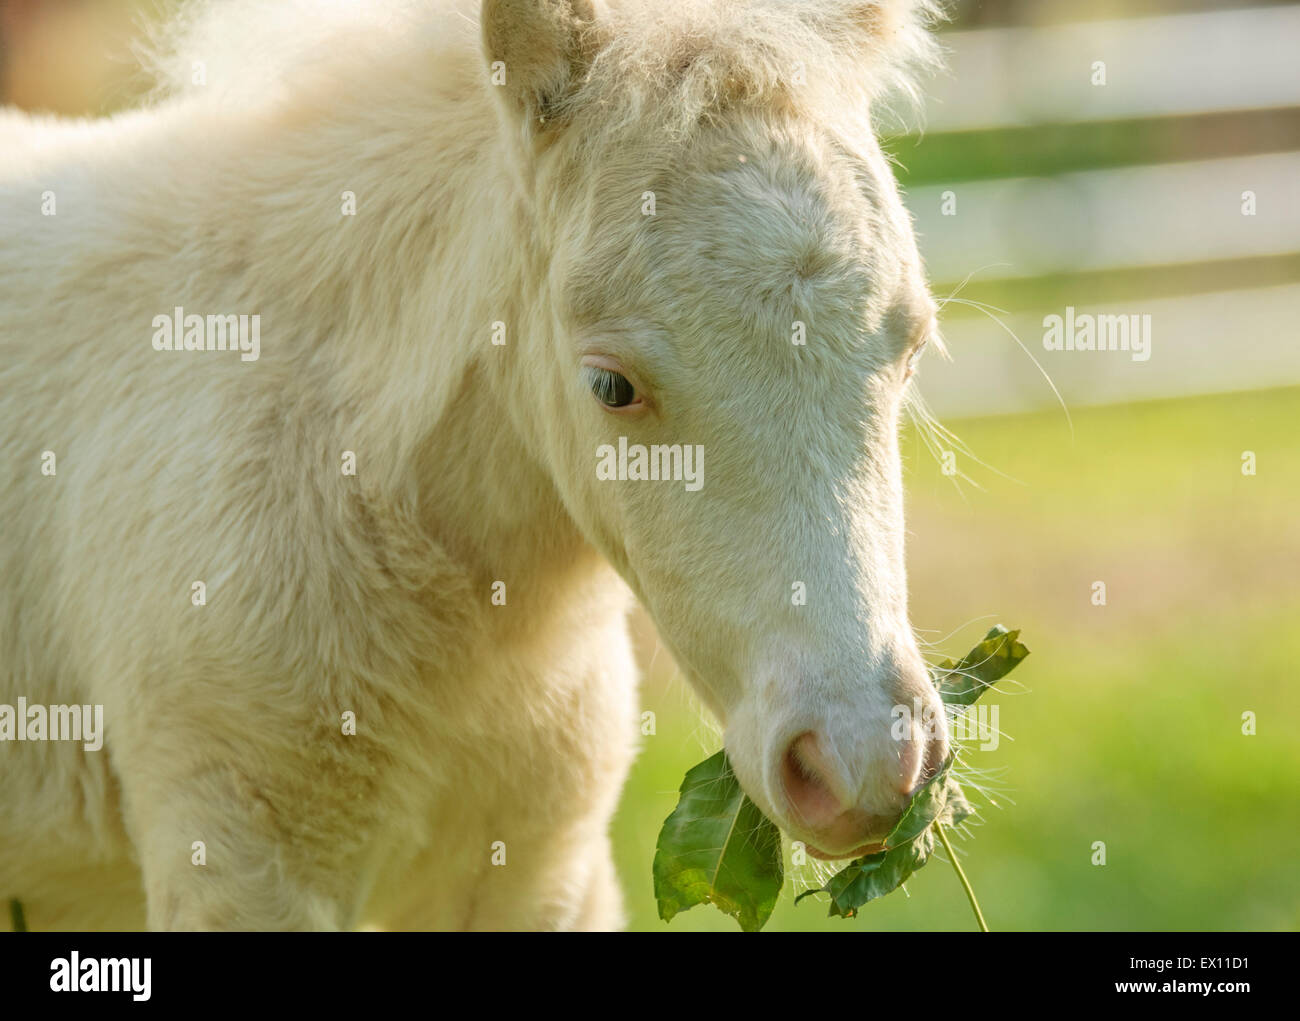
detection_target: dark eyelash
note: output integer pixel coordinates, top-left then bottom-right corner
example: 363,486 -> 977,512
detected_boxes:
585,366 -> 634,406
585,366 -> 614,402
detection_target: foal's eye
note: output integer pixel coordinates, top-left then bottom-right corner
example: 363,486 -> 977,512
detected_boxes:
584,365 -> 639,409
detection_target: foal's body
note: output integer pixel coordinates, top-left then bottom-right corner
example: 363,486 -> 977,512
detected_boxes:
0,0 -> 946,930
0,6 -> 635,930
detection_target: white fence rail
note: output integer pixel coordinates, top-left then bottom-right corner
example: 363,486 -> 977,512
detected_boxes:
925,4 -> 1300,132
912,151 -> 1300,284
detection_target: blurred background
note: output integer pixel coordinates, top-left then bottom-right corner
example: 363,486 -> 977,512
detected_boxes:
4,0 -> 1296,930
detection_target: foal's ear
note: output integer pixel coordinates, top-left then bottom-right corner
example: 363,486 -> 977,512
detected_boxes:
481,0 -> 600,133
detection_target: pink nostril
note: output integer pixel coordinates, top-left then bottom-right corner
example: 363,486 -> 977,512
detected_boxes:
780,732 -> 851,829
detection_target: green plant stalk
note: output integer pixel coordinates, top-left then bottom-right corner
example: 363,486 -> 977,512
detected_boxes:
9,898 -> 27,933
934,821 -> 988,932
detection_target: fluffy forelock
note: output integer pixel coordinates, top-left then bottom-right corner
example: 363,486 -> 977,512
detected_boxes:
568,0 -> 944,143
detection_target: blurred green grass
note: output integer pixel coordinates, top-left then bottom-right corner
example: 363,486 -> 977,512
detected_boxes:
614,386 -> 1300,931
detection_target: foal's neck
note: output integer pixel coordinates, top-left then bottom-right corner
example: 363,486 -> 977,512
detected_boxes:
353,69 -> 589,598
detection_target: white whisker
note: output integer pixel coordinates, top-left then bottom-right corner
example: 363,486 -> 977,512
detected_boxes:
939,295 -> 1075,440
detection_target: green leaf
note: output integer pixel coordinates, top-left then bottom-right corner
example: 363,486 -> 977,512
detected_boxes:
935,625 -> 1030,707
653,750 -> 784,932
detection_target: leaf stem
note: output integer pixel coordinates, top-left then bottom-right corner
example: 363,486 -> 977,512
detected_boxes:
934,822 -> 989,932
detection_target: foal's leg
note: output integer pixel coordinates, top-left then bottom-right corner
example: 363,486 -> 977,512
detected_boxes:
571,835 -> 624,932
388,824 -> 626,932
114,719 -> 375,930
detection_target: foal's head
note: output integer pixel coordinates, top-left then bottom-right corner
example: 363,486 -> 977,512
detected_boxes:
486,0 -> 946,859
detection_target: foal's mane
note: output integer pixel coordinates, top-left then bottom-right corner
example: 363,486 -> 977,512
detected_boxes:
138,0 -> 942,136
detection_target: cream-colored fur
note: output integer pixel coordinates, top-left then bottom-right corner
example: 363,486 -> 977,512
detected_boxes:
0,0 -> 942,930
